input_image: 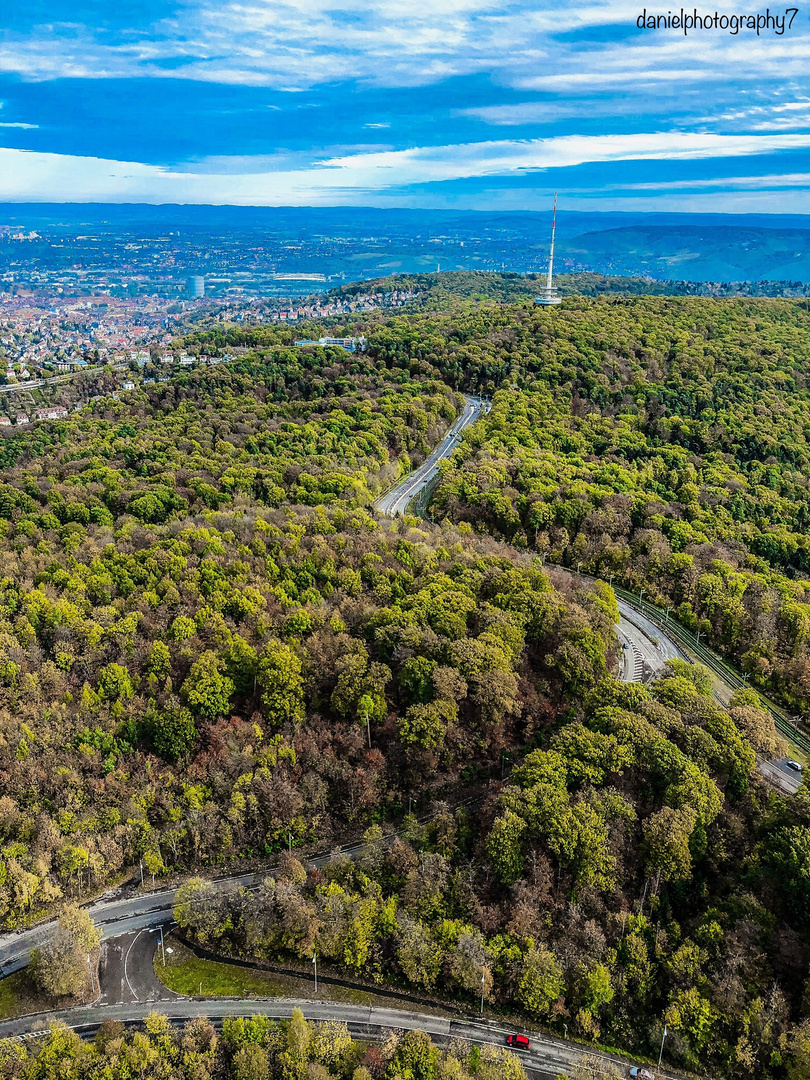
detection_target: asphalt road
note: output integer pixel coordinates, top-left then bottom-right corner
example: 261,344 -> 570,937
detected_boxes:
616,598 -> 688,683
0,996 -> 682,1080
375,395 -> 487,517
759,757 -> 803,794
98,926 -> 179,1006
0,882 -> 216,979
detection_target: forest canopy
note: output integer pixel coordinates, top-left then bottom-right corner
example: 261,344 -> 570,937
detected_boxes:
1,281 -> 810,1077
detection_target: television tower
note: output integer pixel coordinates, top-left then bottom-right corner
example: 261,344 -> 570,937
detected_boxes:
534,193 -> 561,306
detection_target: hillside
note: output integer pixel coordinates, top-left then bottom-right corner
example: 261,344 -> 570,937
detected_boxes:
562,225 -> 810,283
326,270 -> 810,309
2,286 -> 810,1075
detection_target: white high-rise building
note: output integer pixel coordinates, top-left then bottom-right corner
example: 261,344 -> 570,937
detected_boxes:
187,275 -> 205,298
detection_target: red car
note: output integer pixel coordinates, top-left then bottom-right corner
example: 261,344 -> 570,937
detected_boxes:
506,1034 -> 531,1050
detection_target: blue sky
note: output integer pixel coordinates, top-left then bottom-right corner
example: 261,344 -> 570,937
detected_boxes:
1,0 -> 809,210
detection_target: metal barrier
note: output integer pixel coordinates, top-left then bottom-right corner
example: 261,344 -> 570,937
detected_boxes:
543,558 -> 810,755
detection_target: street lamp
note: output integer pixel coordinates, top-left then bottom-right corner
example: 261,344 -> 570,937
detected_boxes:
312,952 -> 318,994
658,1024 -> 668,1067
639,589 -> 645,603
87,954 -> 95,995
480,971 -> 486,1015
576,561 -> 582,574
150,925 -> 166,966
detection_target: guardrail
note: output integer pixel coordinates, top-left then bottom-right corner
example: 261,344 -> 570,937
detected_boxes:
544,560 -> 810,755
611,586 -> 810,755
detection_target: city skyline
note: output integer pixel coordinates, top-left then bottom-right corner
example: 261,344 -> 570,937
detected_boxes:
0,1 -> 808,212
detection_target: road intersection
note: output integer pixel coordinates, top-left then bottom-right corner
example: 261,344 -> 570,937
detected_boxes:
0,395 -> 769,1080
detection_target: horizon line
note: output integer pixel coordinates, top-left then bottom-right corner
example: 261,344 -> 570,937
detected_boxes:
1,201 -> 810,219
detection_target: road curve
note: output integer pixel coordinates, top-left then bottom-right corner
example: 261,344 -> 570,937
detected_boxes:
0,996 -> 684,1080
375,395 -> 487,517
616,598 -> 688,683
0,877 -> 245,980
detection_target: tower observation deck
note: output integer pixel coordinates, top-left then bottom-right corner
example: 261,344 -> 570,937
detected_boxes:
534,193 -> 562,306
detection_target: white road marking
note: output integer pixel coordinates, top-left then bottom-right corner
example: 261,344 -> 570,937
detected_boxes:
123,929 -> 147,1002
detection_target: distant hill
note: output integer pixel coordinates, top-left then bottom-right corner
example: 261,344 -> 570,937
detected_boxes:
326,270 -> 810,305
561,224 -> 810,282
3,204 -> 810,284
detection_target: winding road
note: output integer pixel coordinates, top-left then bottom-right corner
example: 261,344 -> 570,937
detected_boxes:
0,986 -> 687,1080
615,598 -> 688,683
0,396 -> 775,1077
375,395 -> 488,517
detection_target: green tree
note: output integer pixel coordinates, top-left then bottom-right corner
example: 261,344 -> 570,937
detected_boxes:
516,945 -> 564,1018
395,915 -> 443,989
280,1007 -> 312,1080
225,635 -> 259,696
258,640 -> 305,729
30,905 -> 100,998
486,810 -> 526,886
97,662 -> 134,702
148,703 -> 198,762
766,826 -> 810,926
59,904 -> 101,952
664,986 -> 716,1053
398,701 -> 454,751
387,1029 -> 439,1080
146,641 -> 171,681
399,656 -> 436,705
233,1044 -> 271,1080
182,651 -> 235,718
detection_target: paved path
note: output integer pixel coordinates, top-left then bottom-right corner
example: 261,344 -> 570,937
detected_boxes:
375,396 -> 487,517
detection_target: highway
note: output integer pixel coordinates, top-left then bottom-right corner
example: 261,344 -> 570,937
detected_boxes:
759,757 -> 802,795
0,994 -> 686,1080
616,590 -> 803,792
374,395 -> 487,517
616,598 -> 688,682
0,399 -> 779,1076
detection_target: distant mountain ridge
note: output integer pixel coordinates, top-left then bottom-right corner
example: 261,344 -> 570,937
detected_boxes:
560,224 -> 810,282
2,204 -> 810,283
326,270 -> 810,304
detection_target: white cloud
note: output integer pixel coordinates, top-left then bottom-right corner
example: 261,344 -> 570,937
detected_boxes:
458,102 -> 588,125
0,0 -> 806,95
2,131 -> 810,204
577,172 -> 810,192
